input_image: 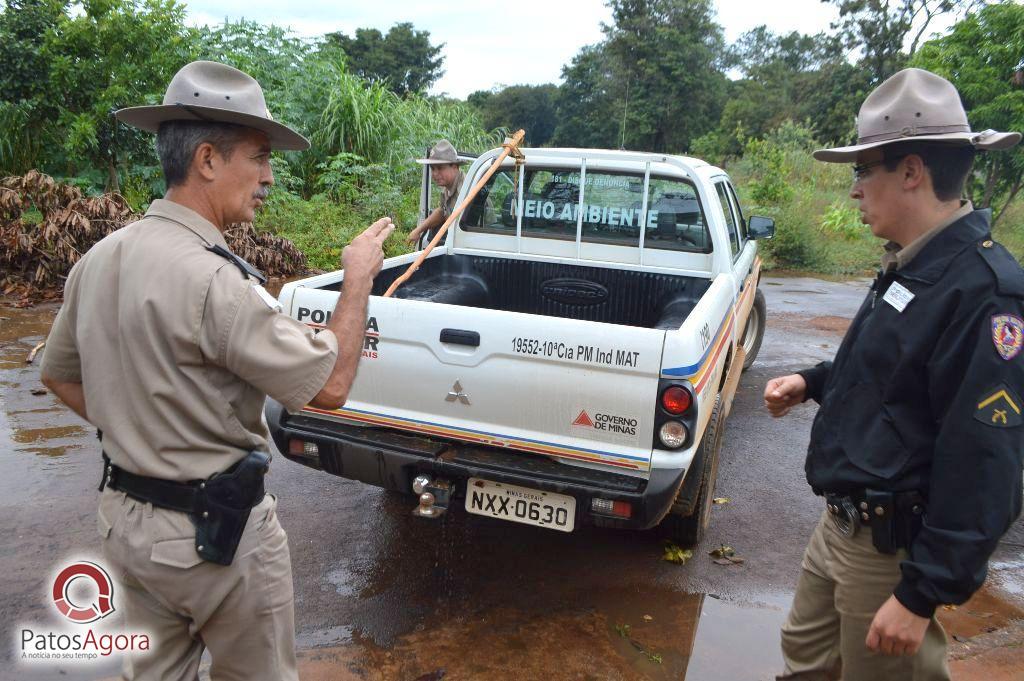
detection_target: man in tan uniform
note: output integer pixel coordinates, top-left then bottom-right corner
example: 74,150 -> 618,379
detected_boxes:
40,61 -> 394,680
406,139 -> 467,247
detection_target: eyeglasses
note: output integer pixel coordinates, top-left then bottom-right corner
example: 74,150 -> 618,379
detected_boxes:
851,155 -> 906,183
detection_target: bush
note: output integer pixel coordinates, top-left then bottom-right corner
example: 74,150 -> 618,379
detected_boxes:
729,121 -> 879,275
255,190 -> 418,272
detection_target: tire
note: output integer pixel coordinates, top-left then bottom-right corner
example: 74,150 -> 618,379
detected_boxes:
741,288 -> 767,371
659,396 -> 725,546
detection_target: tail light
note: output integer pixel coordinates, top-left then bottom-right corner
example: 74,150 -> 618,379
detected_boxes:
661,386 -> 692,414
659,421 -> 688,449
591,498 -> 633,519
288,439 -> 318,457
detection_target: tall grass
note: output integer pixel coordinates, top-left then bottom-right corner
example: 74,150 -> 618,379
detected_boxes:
313,63 -> 503,172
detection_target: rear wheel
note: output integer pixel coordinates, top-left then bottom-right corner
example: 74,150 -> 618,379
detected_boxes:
659,396 -> 724,546
741,288 -> 767,371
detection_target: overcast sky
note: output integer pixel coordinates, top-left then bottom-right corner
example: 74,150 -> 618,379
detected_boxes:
181,1 -> 948,98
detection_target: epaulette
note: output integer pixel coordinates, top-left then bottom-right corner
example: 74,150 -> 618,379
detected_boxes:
205,244 -> 267,285
977,238 -> 1024,297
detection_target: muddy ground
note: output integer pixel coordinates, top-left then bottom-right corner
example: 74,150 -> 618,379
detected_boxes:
1,275 -> 1021,680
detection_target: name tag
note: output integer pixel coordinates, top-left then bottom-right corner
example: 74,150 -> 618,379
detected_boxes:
882,281 -> 914,312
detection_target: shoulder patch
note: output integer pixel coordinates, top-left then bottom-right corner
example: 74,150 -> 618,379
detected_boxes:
205,244 -> 267,285
978,240 -> 1024,297
992,314 -> 1024,360
974,383 -> 1023,428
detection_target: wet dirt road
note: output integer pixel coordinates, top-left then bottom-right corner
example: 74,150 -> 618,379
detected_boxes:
1,275 -> 1022,681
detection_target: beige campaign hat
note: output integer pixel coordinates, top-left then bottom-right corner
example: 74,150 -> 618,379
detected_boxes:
115,61 -> 309,151
814,68 -> 1020,163
416,139 -> 469,165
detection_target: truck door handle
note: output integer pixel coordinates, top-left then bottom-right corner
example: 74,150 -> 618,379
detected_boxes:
440,329 -> 480,347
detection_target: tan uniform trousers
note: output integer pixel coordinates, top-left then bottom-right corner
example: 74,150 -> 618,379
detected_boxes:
778,510 -> 950,681
97,488 -> 299,681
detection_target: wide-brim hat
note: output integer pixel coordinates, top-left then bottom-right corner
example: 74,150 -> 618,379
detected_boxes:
814,68 -> 1020,163
115,61 -> 309,151
416,139 -> 469,165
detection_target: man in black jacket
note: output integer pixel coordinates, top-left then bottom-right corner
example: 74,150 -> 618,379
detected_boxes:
765,68 -> 1022,680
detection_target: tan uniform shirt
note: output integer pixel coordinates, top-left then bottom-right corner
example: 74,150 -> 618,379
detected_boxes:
41,199 -> 338,481
882,200 -> 974,272
440,169 -> 465,220
426,170 -> 465,242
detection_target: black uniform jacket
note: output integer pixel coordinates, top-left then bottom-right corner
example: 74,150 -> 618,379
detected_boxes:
798,209 -> 1024,618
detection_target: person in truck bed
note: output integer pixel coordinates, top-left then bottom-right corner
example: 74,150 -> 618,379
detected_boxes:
40,60 -> 393,680
764,68 -> 1023,680
406,139 -> 469,247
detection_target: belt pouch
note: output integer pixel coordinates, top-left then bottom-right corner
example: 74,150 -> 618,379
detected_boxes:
192,451 -> 270,566
865,489 -> 897,554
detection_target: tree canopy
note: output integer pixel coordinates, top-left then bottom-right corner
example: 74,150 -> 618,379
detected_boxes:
325,22 -> 444,96
912,1 -> 1024,224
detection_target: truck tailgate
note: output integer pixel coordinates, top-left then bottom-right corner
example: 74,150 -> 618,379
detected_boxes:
293,290 -> 666,474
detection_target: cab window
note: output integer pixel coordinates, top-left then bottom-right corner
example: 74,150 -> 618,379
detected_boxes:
459,169 -> 517,234
460,165 -> 710,254
644,177 -> 710,253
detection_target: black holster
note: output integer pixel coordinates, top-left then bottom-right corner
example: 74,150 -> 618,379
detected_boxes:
191,450 -> 270,566
865,488 -> 926,554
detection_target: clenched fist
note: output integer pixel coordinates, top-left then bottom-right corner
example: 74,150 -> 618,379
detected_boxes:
763,374 -> 807,417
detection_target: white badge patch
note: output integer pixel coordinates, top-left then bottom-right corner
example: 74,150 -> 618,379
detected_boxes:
253,285 -> 282,312
882,281 -> 915,312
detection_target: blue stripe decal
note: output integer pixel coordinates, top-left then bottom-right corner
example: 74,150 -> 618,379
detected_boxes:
660,307 -> 731,377
333,405 -> 651,463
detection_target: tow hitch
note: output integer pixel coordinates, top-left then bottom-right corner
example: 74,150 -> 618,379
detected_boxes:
411,475 -> 453,519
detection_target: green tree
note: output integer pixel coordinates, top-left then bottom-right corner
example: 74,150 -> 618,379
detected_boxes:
467,84 -> 557,146
44,0 -> 194,190
826,0 -> 968,84
912,2 -> 1024,225
552,44 -> 622,148
603,0 -> 728,152
0,0 -> 65,102
0,0 -> 67,174
696,26 -> 869,159
325,22 -> 444,96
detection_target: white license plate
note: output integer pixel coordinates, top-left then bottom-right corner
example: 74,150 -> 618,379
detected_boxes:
465,478 -> 576,532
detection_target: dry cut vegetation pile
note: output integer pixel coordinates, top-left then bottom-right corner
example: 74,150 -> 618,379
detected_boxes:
1,170 -> 307,300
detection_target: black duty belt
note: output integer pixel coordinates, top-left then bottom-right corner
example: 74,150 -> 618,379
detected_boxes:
824,489 -> 926,554
99,451 -> 270,565
99,453 -> 201,513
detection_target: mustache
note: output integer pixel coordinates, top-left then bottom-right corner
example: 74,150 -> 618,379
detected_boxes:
253,186 -> 271,200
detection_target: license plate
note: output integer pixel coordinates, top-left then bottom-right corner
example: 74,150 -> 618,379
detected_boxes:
465,478 -> 576,532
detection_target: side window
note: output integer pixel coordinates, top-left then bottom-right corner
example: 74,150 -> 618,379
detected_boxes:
714,181 -> 740,258
460,169 -> 517,234
726,182 -> 747,244
645,178 -> 710,253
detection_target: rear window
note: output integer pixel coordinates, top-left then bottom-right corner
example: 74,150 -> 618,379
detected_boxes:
461,167 -> 709,253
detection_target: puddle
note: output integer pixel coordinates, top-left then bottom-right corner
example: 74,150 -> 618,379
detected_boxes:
296,587 -> 786,680
0,301 -> 96,503
12,424 -> 87,445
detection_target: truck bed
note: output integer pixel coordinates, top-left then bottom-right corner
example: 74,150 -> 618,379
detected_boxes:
313,253 -> 711,330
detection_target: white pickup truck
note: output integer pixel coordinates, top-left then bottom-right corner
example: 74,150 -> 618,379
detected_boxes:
266,147 -> 773,544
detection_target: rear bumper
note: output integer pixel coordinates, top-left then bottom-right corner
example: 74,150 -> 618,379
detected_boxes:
266,399 -> 686,531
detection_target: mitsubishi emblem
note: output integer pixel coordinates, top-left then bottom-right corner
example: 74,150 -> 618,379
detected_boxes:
446,380 -> 470,405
